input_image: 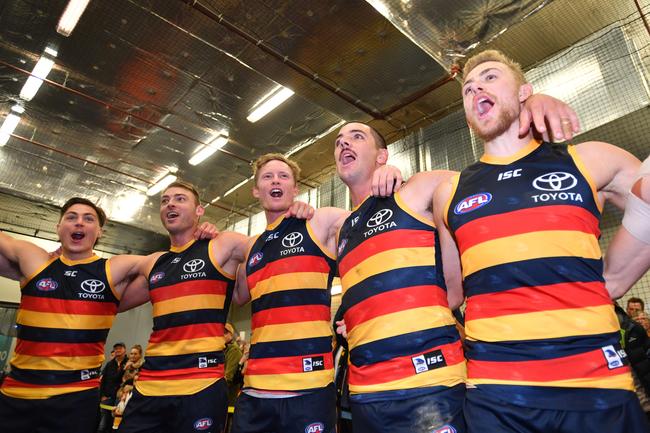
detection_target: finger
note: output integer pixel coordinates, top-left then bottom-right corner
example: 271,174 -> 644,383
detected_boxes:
546,114 -> 564,142
567,109 -> 580,134
530,105 -> 548,137
518,108 -> 532,136
561,117 -> 573,141
371,173 -> 380,196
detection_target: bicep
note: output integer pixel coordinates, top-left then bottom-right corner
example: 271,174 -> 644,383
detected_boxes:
233,264 -> 251,306
118,275 -> 150,312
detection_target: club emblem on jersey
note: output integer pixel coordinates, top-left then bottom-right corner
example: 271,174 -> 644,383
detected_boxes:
305,422 -> 325,433
150,272 -> 165,284
36,278 -> 58,291
338,238 -> 348,255
193,417 -> 213,430
183,259 -> 205,273
454,193 -> 492,215
366,209 -> 393,227
532,172 -> 577,191
249,251 -> 263,267
282,232 -> 304,248
433,426 -> 457,433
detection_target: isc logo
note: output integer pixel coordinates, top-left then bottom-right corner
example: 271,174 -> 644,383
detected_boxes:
305,422 -> 325,433
497,169 -> 522,181
454,193 -> 492,215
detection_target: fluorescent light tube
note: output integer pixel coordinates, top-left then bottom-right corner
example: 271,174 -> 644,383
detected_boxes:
0,105 -> 25,146
56,0 -> 91,37
246,86 -> 294,123
188,136 -> 229,166
20,51 -> 57,101
146,174 -> 177,196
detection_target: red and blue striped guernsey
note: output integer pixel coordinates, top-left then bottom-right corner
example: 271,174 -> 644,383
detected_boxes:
136,239 -> 234,396
445,140 -> 635,410
245,216 -> 336,392
337,193 -> 465,400
1,255 -> 119,399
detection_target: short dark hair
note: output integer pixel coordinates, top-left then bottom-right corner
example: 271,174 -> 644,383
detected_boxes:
60,197 -> 107,227
164,180 -> 201,205
113,342 -> 126,349
342,122 -> 387,149
628,297 -> 645,309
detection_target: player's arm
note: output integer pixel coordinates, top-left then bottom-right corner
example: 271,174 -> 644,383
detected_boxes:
118,275 -> 151,312
398,170 -> 457,216
0,231 -> 50,278
111,252 -> 160,312
605,157 -> 650,298
433,177 -> 464,310
520,94 -> 580,142
0,252 -> 22,280
309,207 -> 351,256
233,237 -> 255,306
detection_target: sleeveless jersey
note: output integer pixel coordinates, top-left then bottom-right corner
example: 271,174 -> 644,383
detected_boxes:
136,239 -> 234,396
337,193 -> 465,400
2,255 -> 118,399
445,140 -> 634,410
245,217 -> 336,392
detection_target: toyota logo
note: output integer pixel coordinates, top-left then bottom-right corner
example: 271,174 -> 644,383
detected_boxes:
366,209 -> 393,227
282,232 -> 304,248
81,279 -> 105,294
183,259 -> 205,273
532,172 -> 577,192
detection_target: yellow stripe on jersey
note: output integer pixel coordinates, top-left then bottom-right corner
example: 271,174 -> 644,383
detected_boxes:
153,294 -> 226,317
136,377 -> 219,396
347,306 -> 455,349
341,247 -> 435,291
1,384 -> 96,400
251,321 -> 333,345
465,305 -> 619,342
20,256 -> 58,289
349,361 -> 466,394
11,354 -> 104,371
461,230 -> 601,277
16,310 -> 113,330
468,373 -> 634,391
145,337 -> 227,357
244,369 -> 334,391
250,272 -> 329,300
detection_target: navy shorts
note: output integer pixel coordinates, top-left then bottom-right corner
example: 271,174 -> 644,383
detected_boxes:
118,378 -> 227,433
231,383 -> 337,433
464,388 -> 650,433
0,387 -> 99,433
350,385 -> 466,433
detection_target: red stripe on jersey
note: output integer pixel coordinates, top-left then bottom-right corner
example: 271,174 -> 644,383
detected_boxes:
20,296 -> 117,316
247,255 -> 331,289
2,377 -> 100,389
338,229 -> 434,277
245,352 -> 334,376
348,340 -> 464,386
455,205 -> 600,254
252,305 -> 331,329
465,281 -> 610,320
150,279 -> 229,303
138,366 -> 224,381
14,341 -> 103,357
468,348 -> 630,382
344,285 -> 448,331
148,323 -> 225,344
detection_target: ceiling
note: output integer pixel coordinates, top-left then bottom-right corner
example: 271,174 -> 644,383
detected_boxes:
0,0 -> 646,253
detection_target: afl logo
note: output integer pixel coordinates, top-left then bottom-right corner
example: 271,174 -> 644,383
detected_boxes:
532,172 -> 577,191
433,426 -> 457,433
193,417 -> 213,430
183,259 -> 205,273
366,209 -> 393,227
81,279 -> 105,293
36,278 -> 58,291
282,232 -> 303,248
150,272 -> 165,284
249,251 -> 263,267
305,422 -> 325,433
454,193 -> 492,215
338,238 -> 348,255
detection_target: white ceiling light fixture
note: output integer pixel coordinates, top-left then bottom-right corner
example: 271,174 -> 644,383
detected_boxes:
56,0 -> 91,37
146,173 -> 177,196
0,105 -> 25,147
246,85 -> 294,123
20,47 -> 58,102
188,135 -> 229,166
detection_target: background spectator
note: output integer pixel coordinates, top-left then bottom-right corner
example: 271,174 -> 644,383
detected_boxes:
627,297 -> 646,319
122,344 -> 144,384
97,342 -> 127,433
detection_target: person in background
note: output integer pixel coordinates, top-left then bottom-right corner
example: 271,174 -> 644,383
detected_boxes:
122,344 -> 144,384
627,297 -> 646,319
98,342 -> 127,433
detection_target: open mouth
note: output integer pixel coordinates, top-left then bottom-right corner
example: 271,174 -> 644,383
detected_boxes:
340,150 -> 356,166
270,188 -> 283,198
166,211 -> 179,220
71,231 -> 85,241
475,95 -> 495,118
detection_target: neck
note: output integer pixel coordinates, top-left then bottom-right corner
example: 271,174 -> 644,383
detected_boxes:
168,228 -> 196,248
61,249 -> 94,262
264,209 -> 286,226
483,120 -> 533,158
347,177 -> 372,208
116,354 -> 125,363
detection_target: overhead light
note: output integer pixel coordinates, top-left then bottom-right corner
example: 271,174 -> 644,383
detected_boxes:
0,105 -> 25,146
20,48 -> 58,102
56,0 -> 91,37
146,173 -> 177,196
246,86 -> 294,123
188,135 -> 229,166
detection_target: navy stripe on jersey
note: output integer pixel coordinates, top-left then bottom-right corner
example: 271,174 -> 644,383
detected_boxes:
10,366 -> 101,385
143,352 -> 225,371
463,257 -> 604,297
349,326 -> 460,367
16,325 -> 110,344
248,336 -> 334,360
152,309 -> 228,330
251,289 -> 330,314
